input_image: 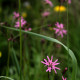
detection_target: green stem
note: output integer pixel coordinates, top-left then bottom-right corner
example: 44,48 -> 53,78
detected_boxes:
67,0 -> 69,51
6,42 -> 10,76
48,72 -> 50,80
67,2 -> 70,79
19,0 -> 22,79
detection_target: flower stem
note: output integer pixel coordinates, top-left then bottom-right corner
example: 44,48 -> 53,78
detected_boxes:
48,72 -> 50,80
19,0 -> 22,79
6,42 -> 10,76
67,1 -> 69,79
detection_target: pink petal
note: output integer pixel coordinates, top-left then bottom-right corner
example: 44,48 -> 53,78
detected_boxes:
60,24 -> 64,28
45,0 -> 53,7
53,69 -> 57,74
62,76 -> 67,80
47,56 -> 50,62
41,61 -> 46,64
51,56 -> 53,61
53,63 -> 60,65
53,28 -> 59,34
55,29 -> 59,33
54,59 -> 58,63
48,1 -> 53,7
41,61 -> 49,65
44,59 -> 47,63
46,67 -> 51,72
59,31 -> 63,38
55,22 -> 60,28
55,67 -> 60,70
63,30 -> 67,34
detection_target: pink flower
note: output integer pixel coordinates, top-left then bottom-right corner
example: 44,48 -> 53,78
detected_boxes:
28,28 -> 32,31
15,17 -> 27,28
62,76 -> 67,80
42,11 -> 50,17
45,0 -> 53,7
68,0 -> 71,4
62,67 -> 68,75
25,28 -> 32,31
41,56 -> 60,73
13,12 -> 19,19
53,22 -> 67,38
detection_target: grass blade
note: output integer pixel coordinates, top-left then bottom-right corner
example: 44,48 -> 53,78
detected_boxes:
0,76 -> 14,80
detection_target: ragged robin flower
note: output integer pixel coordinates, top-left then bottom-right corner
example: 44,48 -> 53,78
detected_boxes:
42,11 -> 50,17
13,12 -> 19,19
25,28 -> 32,31
54,5 -> 66,12
53,22 -> 67,38
14,17 -> 27,28
68,0 -> 71,4
41,56 -> 60,73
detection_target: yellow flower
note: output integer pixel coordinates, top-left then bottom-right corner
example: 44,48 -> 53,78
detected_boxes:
0,52 -> 2,58
22,12 -> 27,18
54,6 -> 66,12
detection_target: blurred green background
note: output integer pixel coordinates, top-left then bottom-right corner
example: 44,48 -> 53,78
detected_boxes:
0,0 -> 80,80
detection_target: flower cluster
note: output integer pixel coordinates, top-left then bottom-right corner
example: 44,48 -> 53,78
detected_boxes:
41,56 -> 60,73
13,12 -> 32,31
14,17 -> 27,28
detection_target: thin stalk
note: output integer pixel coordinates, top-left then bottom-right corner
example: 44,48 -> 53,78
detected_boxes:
23,35 -> 27,80
6,42 -> 10,76
6,29 -> 10,76
67,2 -> 69,79
67,0 -> 69,51
19,0 -> 22,80
48,72 -> 50,80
